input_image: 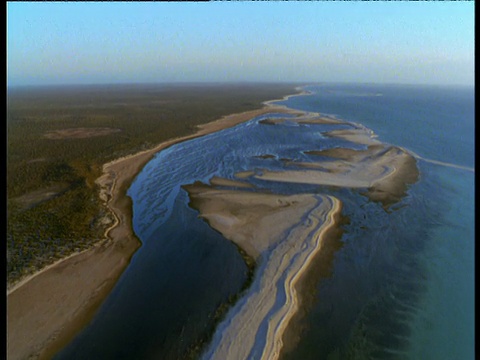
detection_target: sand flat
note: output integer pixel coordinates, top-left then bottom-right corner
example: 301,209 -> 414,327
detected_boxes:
12,182 -> 71,210
188,187 -> 342,360
255,144 -> 418,208
234,170 -> 256,179
259,115 -> 342,127
184,182 -> 319,259
7,239 -> 138,360
209,176 -> 255,189
297,116 -> 343,125
324,128 -> 381,146
256,169 -> 373,188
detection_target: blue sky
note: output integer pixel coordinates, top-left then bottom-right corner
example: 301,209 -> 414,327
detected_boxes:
7,2 -> 474,86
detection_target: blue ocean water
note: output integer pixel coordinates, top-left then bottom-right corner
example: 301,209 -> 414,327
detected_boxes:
289,84 -> 474,169
54,84 -> 474,359
280,84 -> 474,359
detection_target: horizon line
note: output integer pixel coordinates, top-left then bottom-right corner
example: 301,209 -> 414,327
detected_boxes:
7,80 -> 474,90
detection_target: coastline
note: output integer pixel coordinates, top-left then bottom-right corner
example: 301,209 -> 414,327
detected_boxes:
182,91 -> 420,358
195,194 -> 342,360
7,95 -> 303,360
7,84 -> 422,360
263,197 -> 342,360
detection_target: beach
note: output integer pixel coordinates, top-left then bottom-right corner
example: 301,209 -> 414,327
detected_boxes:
6,103 -> 300,360
184,182 -> 342,360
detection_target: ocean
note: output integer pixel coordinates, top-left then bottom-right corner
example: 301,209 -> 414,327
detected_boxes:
54,83 -> 474,359
280,83 -> 475,359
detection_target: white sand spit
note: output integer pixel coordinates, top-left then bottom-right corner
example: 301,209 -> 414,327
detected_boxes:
190,191 -> 341,360
255,144 -> 418,207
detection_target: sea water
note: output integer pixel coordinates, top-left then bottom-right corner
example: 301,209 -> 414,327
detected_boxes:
280,84 -> 474,359
55,84 -> 474,359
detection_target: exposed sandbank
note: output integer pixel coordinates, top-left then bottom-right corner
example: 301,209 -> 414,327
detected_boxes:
259,116 -> 341,126
208,176 -> 255,189
183,182 -> 321,259
324,127 -> 381,146
185,182 -> 342,360
297,116 -> 343,125
235,170 -> 256,179
256,144 -> 419,208
7,103 -> 300,360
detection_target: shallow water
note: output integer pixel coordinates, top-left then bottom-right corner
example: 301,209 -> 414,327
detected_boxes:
281,84 -> 474,359
55,84 -> 474,359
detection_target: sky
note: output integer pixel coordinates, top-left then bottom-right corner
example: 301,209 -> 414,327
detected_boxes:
7,2 -> 475,87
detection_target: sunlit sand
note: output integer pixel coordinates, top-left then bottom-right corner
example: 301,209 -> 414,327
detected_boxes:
184,181 -> 341,360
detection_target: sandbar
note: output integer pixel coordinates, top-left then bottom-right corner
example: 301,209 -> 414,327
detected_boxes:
297,116 -> 343,125
184,182 -> 321,259
259,116 -> 341,126
185,111 -> 418,358
324,127 -> 381,146
209,176 -> 255,189
235,170 -> 256,179
184,181 -> 342,360
7,102 -> 300,360
255,144 -> 419,208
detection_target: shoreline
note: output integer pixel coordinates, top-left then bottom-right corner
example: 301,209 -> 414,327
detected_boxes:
196,194 -> 342,360
264,197 -> 342,359
262,87 -> 313,110
279,208 -> 347,357
7,84 -> 422,360
182,91 -> 420,358
7,92 -> 304,360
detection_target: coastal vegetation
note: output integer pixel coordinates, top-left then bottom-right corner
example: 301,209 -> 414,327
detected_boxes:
7,83 -> 298,285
